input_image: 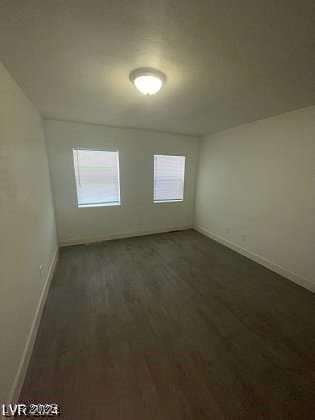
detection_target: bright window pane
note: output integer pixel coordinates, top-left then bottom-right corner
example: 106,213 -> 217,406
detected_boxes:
154,155 -> 185,202
73,149 -> 120,207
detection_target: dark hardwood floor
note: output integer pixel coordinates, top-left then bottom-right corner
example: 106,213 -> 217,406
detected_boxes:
20,230 -> 315,419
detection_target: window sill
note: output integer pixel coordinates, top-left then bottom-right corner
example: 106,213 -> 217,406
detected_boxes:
154,200 -> 184,204
78,202 -> 121,208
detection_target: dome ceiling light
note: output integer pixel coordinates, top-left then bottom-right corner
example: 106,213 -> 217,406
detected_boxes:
129,68 -> 166,95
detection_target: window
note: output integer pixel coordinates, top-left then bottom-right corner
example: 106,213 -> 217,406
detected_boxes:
73,149 -> 120,207
154,154 -> 185,203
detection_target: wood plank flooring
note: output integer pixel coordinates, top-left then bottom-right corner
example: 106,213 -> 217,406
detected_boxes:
20,230 -> 315,419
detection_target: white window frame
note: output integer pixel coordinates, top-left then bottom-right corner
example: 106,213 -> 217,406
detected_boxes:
73,148 -> 121,208
153,154 -> 186,204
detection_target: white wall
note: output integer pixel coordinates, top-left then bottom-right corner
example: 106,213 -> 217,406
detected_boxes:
44,119 -> 200,245
0,63 -> 57,403
195,106 -> 315,292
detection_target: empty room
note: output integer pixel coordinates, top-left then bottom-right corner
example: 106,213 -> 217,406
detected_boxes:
0,1 -> 314,419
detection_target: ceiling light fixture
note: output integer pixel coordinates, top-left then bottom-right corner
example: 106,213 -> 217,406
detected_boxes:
129,68 -> 166,95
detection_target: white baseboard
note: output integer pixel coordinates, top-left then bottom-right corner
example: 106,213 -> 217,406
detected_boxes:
6,249 -> 59,406
60,226 -> 192,247
194,225 -> 314,293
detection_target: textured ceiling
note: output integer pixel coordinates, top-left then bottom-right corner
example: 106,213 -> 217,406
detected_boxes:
0,0 -> 314,136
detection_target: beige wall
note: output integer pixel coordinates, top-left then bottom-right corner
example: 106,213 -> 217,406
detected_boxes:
44,119 -> 200,245
195,106 -> 315,292
0,63 -> 57,403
